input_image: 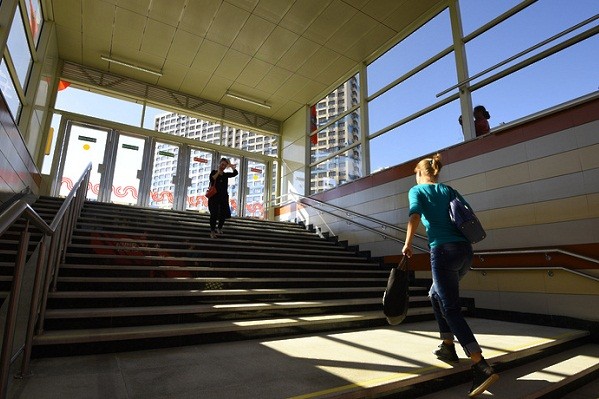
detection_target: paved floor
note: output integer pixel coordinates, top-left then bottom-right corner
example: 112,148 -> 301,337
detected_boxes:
6,318 -> 593,399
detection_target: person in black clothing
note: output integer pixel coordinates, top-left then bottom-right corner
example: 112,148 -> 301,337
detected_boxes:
208,157 -> 238,238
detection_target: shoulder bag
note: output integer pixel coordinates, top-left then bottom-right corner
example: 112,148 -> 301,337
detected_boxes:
206,185 -> 217,198
382,256 -> 410,325
448,186 -> 486,244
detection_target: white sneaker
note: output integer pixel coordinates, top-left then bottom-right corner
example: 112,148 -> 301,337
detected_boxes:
216,228 -> 223,235
210,231 -> 217,239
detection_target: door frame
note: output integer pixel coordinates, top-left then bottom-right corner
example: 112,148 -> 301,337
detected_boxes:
51,113 -> 276,214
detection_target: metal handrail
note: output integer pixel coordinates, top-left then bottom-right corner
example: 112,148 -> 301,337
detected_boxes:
275,194 -> 599,282
284,192 -> 429,253
0,163 -> 91,398
471,266 -> 598,283
472,248 -> 599,283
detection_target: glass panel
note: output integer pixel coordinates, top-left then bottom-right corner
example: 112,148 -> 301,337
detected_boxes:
7,5 -> 33,88
149,142 -> 179,209
311,110 -> 360,163
310,146 -> 362,195
244,160 -> 266,219
471,34 -> 599,128
222,125 -> 278,156
311,74 -> 359,131
368,52 -> 456,134
465,1 -> 599,80
110,135 -> 146,205
149,108 -> 223,145
25,0 -> 43,47
186,148 -> 214,212
59,124 -> 109,201
367,9 -> 451,96
0,59 -> 21,119
459,0 -> 522,36
219,155 -> 241,217
55,87 -> 144,127
369,100 -> 461,172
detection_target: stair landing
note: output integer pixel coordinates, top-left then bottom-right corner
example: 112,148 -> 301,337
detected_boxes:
7,318 -> 594,399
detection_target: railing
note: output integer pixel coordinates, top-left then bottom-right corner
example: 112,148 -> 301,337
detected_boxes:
0,163 -> 91,399
275,193 -> 599,282
276,192 -> 429,253
472,248 -> 599,282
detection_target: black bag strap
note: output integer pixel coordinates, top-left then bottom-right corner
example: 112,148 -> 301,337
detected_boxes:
396,255 -> 408,272
445,184 -> 458,201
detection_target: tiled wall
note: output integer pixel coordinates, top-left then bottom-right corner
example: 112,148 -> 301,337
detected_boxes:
276,96 -> 599,319
0,94 -> 41,202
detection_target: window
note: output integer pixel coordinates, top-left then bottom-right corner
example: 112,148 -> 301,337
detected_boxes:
367,9 -> 452,96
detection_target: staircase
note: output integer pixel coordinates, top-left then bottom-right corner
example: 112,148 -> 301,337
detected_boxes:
28,197 -> 435,357
3,197 -> 597,398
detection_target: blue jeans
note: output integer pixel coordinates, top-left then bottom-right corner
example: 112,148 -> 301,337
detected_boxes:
429,241 -> 481,356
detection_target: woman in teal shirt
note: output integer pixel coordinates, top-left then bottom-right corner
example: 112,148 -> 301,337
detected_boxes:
402,153 -> 498,397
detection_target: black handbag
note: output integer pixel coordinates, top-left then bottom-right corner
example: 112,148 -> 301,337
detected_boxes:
382,256 -> 409,325
448,187 -> 486,244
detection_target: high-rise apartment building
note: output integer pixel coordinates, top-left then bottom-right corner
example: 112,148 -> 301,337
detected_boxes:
310,76 -> 361,194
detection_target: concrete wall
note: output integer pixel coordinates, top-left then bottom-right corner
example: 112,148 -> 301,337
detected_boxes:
280,105 -> 308,198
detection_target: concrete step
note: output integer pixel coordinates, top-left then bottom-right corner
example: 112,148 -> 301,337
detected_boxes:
417,343 -> 599,399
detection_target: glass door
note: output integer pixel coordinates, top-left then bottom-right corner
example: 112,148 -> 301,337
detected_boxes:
57,122 -> 110,201
185,148 -> 214,212
220,154 -> 241,217
244,160 -> 267,219
109,134 -> 148,205
148,141 -> 180,209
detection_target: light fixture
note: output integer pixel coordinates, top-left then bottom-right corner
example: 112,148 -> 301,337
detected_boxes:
100,55 -> 163,77
225,91 -> 271,109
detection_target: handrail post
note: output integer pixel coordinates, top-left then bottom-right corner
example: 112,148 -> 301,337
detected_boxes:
0,221 -> 31,399
17,236 -> 49,378
37,232 -> 60,335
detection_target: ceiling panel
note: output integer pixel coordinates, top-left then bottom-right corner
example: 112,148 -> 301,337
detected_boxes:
148,0 -> 186,26
114,0 -> 150,16
256,65 -> 293,94
279,0 -> 332,35
230,14 -> 276,56
56,25 -> 82,61
167,30 -> 204,67
179,0 -> 221,37
346,24 -> 397,64
158,60 -> 188,90
214,49 -> 252,81
360,0 -> 406,21
140,19 -> 177,58
325,11 -> 378,59
302,0 -> 357,45
190,39 -> 228,74
296,46 -> 341,80
205,2 -> 250,47
253,0 -> 294,25
276,36 -> 321,73
113,7 -> 146,51
236,58 -> 274,88
226,0 -> 260,13
254,26 -> 299,64
51,0 -> 81,31
202,74 -> 234,100
52,0 -> 443,125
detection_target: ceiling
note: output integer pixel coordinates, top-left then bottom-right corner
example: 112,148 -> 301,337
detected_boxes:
48,0 -> 443,125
